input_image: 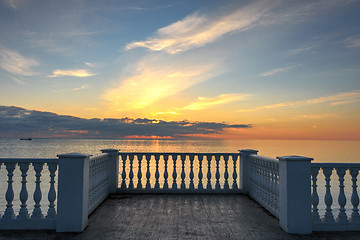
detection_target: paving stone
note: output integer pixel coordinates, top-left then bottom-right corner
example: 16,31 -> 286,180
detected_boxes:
1,195 -> 360,240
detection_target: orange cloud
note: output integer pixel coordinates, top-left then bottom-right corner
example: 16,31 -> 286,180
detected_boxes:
239,89 -> 360,112
49,69 -> 95,77
184,94 -> 249,110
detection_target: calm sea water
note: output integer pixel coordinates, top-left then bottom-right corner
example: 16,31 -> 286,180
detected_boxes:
1,138 -> 359,216
1,138 -> 360,162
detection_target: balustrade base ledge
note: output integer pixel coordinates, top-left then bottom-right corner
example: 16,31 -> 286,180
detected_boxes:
313,223 -> 360,231
0,219 -> 56,230
115,189 -> 243,195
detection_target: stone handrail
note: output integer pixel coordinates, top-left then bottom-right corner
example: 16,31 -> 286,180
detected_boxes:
118,152 -> 241,193
88,153 -> 110,215
311,163 -> 360,231
247,154 -> 280,218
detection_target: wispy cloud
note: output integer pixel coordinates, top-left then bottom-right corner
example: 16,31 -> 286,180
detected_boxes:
288,43 -> 320,55
184,94 -> 249,110
9,76 -> 28,86
344,35 -> 360,48
3,0 -> 18,9
297,114 -> 337,119
306,90 -> 360,105
73,85 -> 88,91
258,66 -> 295,77
239,90 -> 360,112
85,62 -> 102,68
287,36 -> 331,55
125,1 -> 276,54
49,69 -> 95,78
0,46 -> 39,76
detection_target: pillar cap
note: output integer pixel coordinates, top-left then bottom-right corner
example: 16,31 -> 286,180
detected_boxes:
239,149 -> 258,154
101,149 -> 119,153
57,153 -> 90,158
277,155 -> 313,161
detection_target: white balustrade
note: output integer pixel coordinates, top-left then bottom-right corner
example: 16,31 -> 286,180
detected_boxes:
0,158 -> 58,229
88,153 -> 110,215
246,153 -> 280,218
1,149 -> 359,234
311,163 -> 360,231
116,152 -> 242,193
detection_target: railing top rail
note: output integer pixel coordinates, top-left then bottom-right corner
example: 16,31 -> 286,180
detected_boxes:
311,162 -> 360,168
118,152 -> 240,155
89,153 -> 109,162
248,154 -> 279,164
0,158 -> 59,164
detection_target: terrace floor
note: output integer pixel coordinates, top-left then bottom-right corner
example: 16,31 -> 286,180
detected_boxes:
1,194 -> 360,240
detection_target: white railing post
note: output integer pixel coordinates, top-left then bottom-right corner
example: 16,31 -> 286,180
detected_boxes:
277,155 -> 313,234
56,153 -> 90,232
101,149 -> 119,194
240,149 -> 258,194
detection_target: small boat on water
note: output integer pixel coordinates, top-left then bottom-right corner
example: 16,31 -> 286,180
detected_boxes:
20,138 -> 32,140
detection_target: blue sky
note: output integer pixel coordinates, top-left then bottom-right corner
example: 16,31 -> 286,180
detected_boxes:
0,0 -> 360,139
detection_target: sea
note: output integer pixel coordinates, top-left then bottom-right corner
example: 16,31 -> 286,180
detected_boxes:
1,138 -> 360,162
0,138 -> 359,217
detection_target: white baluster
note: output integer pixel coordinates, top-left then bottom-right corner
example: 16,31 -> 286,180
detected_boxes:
259,159 -> 265,202
146,154 -> 151,189
46,162 -> 57,219
249,157 -> 254,195
31,163 -> 44,219
137,154 -> 143,189
206,154 -> 212,190
264,161 -> 270,204
172,154 -> 177,189
180,154 -> 186,189
255,159 -> 261,199
198,154 -> 204,190
224,154 -> 229,190
89,160 -> 94,206
275,163 -> 279,211
215,154 -> 221,190
264,161 -> 271,205
232,154 -> 238,189
322,167 -> 335,223
3,162 -> 16,219
250,158 -> 255,196
350,167 -> 360,223
17,162 -> 30,219
120,154 -> 127,189
163,154 -> 169,189
269,162 -> 276,210
263,161 -> 269,204
336,167 -> 348,223
311,167 -> 321,223
154,154 -> 160,189
189,154 -> 195,190
128,154 -> 134,189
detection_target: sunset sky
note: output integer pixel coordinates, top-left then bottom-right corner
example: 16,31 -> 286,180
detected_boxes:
1,0 -> 360,140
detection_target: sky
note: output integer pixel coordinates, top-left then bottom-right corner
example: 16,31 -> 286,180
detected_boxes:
0,0 -> 360,140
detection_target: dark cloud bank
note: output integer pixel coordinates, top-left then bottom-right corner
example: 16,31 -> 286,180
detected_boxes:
0,106 -> 252,138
